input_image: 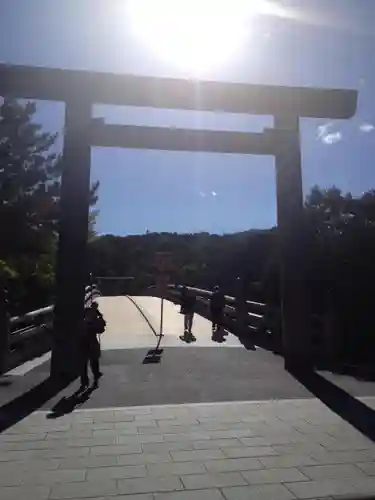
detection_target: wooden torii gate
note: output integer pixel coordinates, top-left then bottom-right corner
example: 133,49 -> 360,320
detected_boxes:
0,64 -> 358,378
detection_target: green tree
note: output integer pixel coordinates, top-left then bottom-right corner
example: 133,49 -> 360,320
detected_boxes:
0,98 -> 99,312
304,185 -> 375,363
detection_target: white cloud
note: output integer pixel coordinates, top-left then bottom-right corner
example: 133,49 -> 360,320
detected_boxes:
317,122 -> 334,139
359,123 -> 374,133
316,122 -> 342,145
211,191 -> 217,197
322,132 -> 342,145
199,191 -> 206,197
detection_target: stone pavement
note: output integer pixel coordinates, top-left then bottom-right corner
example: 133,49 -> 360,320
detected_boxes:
1,397 -> 375,499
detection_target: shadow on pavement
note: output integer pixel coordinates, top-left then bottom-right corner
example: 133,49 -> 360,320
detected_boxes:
143,330 -> 164,364
292,369 -> 375,443
143,348 -> 163,364
0,375 -> 75,433
47,384 -> 98,419
0,376 -> 13,387
5,331 -> 52,373
173,293 -> 375,379
329,498 -> 375,500
178,297 -> 258,351
315,359 -> 375,382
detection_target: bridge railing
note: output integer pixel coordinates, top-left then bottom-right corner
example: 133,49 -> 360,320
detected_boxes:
8,285 -> 101,347
166,285 -> 324,348
166,285 -> 276,332
168,285 -> 331,356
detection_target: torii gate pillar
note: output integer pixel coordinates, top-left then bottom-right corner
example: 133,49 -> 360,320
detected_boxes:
270,116 -> 311,372
51,99 -> 92,379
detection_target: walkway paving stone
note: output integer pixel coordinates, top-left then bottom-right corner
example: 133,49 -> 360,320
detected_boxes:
0,397 -> 375,499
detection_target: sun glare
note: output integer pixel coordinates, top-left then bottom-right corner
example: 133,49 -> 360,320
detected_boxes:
127,0 -> 286,76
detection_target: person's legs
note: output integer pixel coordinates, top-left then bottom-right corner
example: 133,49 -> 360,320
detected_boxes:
180,314 -> 190,342
90,356 -> 99,378
184,314 -> 189,333
90,356 -> 103,386
186,313 -> 192,333
217,312 -> 226,340
211,312 -> 220,340
188,313 -> 196,340
80,357 -> 89,387
212,310 -> 222,331
181,312 -> 195,341
211,322 -> 216,340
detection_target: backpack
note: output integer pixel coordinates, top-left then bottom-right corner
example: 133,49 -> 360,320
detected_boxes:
94,315 -> 106,334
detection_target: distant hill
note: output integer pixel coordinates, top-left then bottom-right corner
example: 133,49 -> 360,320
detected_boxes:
89,228 -> 279,300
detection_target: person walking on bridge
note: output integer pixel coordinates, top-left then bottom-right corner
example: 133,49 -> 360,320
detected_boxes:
210,285 -> 225,337
179,286 -> 196,342
80,302 -> 105,389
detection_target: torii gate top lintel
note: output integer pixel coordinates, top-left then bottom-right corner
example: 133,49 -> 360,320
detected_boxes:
0,64 -> 357,119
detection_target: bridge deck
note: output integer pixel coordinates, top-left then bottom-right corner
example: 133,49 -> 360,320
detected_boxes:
2,295 -> 375,412
95,296 -> 156,350
97,296 -> 243,350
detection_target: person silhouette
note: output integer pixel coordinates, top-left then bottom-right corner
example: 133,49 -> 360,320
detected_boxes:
179,286 -> 197,342
210,285 -> 225,338
80,302 -> 105,388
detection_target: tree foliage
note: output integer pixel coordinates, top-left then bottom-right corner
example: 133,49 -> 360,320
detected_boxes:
304,185 -> 375,363
0,98 -> 99,312
89,229 -> 276,299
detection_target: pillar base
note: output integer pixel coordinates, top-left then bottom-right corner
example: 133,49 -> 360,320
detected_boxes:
284,353 -> 314,375
50,360 -> 79,383
50,329 -> 81,382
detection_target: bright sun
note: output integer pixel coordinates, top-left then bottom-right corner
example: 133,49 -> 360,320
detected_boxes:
127,0 -> 284,76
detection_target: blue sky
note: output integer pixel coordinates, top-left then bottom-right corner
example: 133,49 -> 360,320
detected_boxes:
1,0 -> 374,235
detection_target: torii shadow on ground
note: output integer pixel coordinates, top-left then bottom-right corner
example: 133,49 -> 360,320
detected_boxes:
291,368 -> 375,444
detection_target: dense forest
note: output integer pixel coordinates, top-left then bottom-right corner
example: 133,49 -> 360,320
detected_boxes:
89,229 -> 277,299
2,99 -> 375,364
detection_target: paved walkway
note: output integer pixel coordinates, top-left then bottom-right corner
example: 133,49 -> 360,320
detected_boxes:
3,295 -> 375,498
1,398 -> 375,499
97,296 -> 243,350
